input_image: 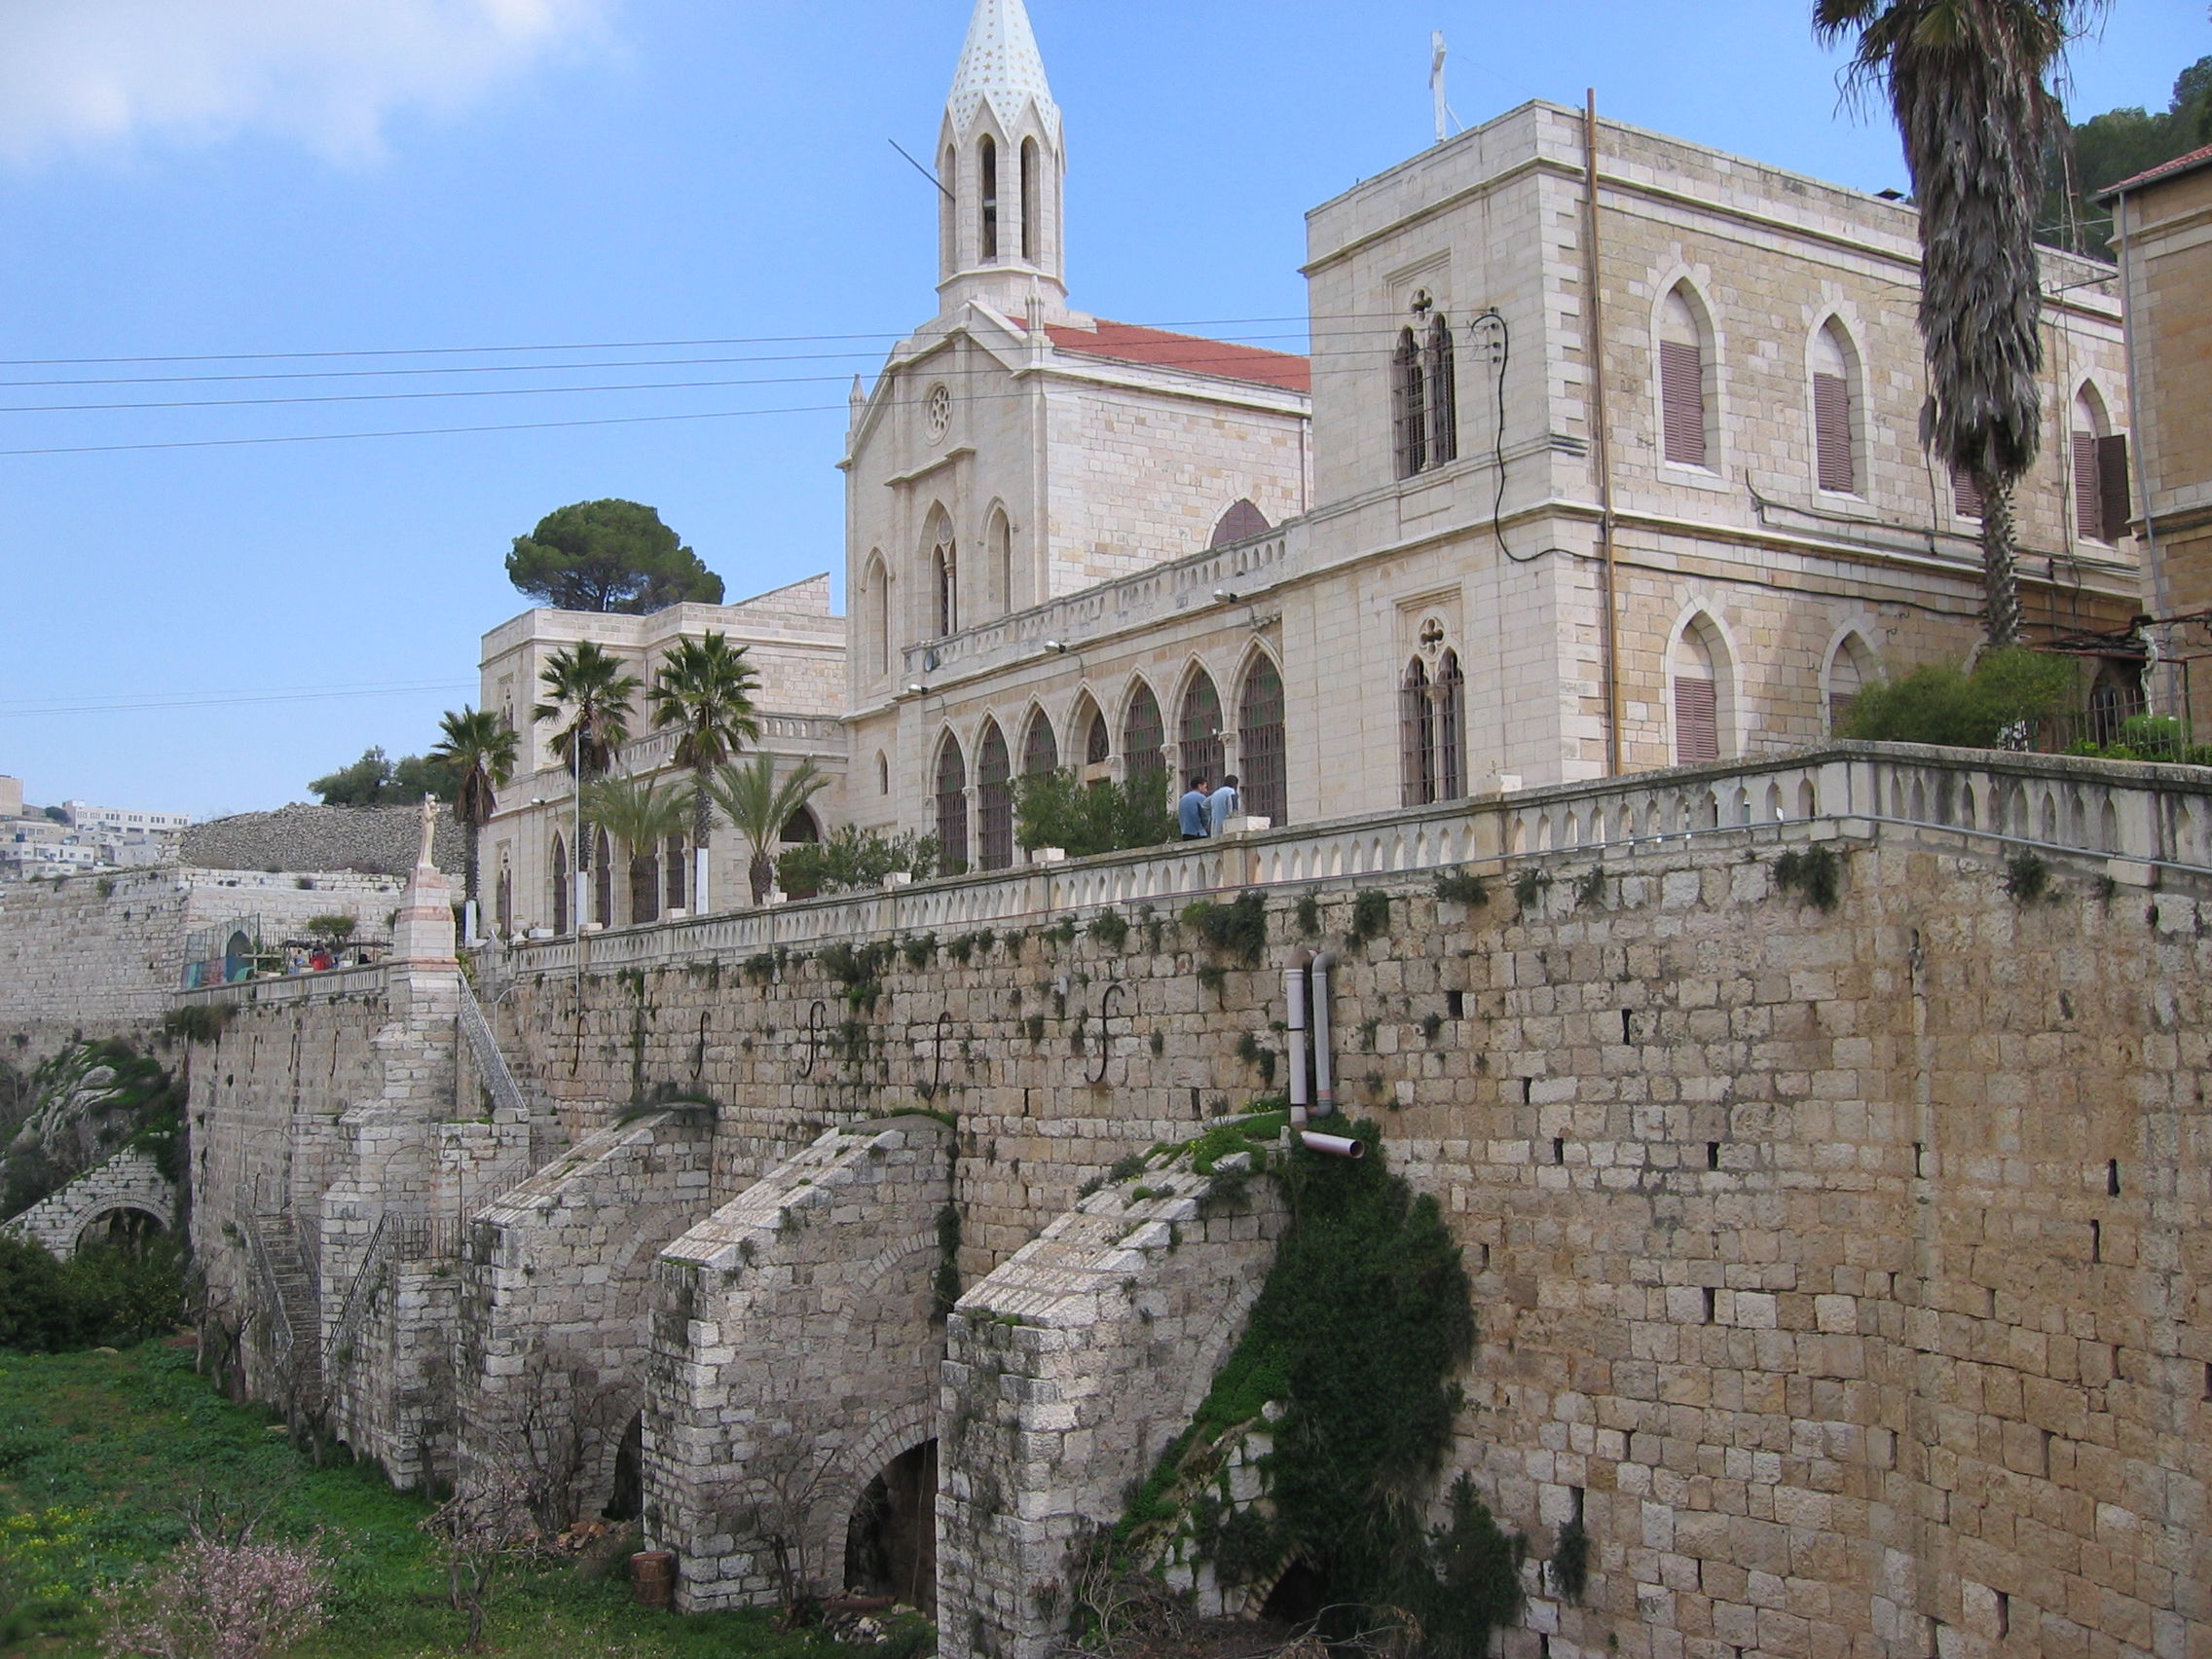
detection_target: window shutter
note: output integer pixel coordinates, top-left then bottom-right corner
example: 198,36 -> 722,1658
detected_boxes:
2097,433 -> 2132,542
1660,340 -> 1707,468
2072,429 -> 2104,540
1952,467 -> 1983,520
1827,692 -> 1857,736
1813,372 -> 1854,493
1674,676 -> 1718,764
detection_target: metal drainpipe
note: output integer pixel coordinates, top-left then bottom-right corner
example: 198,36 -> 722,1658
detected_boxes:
1284,948 -> 1312,1128
1310,950 -> 1338,1115
1585,90 -> 1623,777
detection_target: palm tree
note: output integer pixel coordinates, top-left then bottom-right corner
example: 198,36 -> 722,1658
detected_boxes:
535,641 -> 640,899
582,771 -> 688,926
708,754 -> 830,906
430,707 -> 518,934
647,633 -> 761,914
1813,0 -> 2105,645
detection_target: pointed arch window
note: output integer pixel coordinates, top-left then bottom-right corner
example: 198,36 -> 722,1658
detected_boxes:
593,829 -> 613,927
630,838 -> 661,925
978,134 -> 999,263
1825,635 -> 1872,734
1022,711 -> 1057,778
977,721 -> 1014,871
2072,387 -> 2129,542
1659,287 -> 1711,469
1178,672 -> 1225,792
1392,328 -> 1427,479
1084,705 -> 1111,767
1401,658 -> 1436,805
935,735 -> 969,875
496,859 -> 514,938
664,834 -> 687,913
1424,316 -> 1458,465
1812,322 -> 1857,494
932,533 -> 958,638
1020,137 -> 1040,264
1435,650 -> 1465,801
864,554 -> 890,678
551,833 -> 569,936
1237,655 -> 1287,827
877,752 -> 890,796
1123,681 -> 1165,792
987,508 -> 1014,615
1672,622 -> 1722,765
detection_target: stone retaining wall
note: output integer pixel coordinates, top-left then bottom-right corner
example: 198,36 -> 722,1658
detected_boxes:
1,1146 -> 176,1257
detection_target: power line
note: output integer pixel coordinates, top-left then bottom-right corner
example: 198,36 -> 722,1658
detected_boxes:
0,682 -> 479,718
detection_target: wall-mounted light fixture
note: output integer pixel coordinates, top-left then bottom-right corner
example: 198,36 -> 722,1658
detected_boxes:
1044,640 -> 1069,654
905,682 -> 927,697
1213,589 -> 1237,604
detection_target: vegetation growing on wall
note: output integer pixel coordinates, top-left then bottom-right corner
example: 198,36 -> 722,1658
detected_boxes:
1345,890 -> 1390,951
1772,845 -> 1842,912
1110,1115 -> 1523,1657
1432,869 -> 1490,907
2,1040 -> 182,1222
1180,894 -> 1269,966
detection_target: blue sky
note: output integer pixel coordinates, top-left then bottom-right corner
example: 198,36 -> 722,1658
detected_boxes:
0,0 -> 2202,818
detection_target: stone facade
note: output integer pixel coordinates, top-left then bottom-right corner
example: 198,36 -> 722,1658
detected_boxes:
2,1145 -> 175,1258
180,743 -> 2212,1659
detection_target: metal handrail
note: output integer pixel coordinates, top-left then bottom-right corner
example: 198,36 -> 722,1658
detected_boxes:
457,976 -> 531,1121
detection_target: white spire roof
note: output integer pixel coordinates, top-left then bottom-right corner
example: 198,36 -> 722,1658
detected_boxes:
946,0 -> 1059,141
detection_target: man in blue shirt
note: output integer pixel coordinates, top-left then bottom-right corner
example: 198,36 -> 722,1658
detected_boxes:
1177,778 -> 1211,840
1207,774 -> 1240,836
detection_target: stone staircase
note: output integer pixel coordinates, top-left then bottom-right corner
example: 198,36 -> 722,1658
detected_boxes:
240,1201 -> 323,1413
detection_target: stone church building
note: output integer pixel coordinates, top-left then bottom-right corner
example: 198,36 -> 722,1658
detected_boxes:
479,0 -> 2137,933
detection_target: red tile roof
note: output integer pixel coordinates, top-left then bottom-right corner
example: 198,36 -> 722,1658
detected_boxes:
2098,142 -> 2212,200
1044,319 -> 1310,394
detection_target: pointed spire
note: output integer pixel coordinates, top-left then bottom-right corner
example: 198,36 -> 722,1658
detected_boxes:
947,0 -> 1058,143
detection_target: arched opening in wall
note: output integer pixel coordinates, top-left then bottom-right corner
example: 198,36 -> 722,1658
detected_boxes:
924,504 -> 957,640
223,930 -> 253,984
594,830 -> 613,926
1238,654 -> 1287,826
1209,498 -> 1271,549
1658,284 -> 1713,469
1812,320 -> 1861,494
496,861 -> 514,938
1401,658 -> 1436,805
876,752 -> 890,796
551,835 -> 569,935
1123,681 -> 1166,795
977,721 -> 1014,870
1019,137 -> 1039,264
1671,618 -> 1724,764
1424,313 -> 1458,464
844,1440 -> 939,1616
1076,695 -> 1110,775
1391,327 -> 1426,479
2073,386 -> 2114,542
1826,634 -> 1873,734
602,1413 -> 645,1523
664,834 -> 687,912
987,508 -> 1014,615
2088,660 -> 2143,746
781,805 -> 822,845
935,735 -> 969,875
1259,1556 -> 1332,1625
864,554 -> 890,678
77,1206 -> 166,1256
1178,672 -> 1225,793
977,134 -> 999,262
1022,709 -> 1057,780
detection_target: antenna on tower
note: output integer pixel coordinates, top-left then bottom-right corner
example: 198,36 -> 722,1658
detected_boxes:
1431,31 -> 1449,144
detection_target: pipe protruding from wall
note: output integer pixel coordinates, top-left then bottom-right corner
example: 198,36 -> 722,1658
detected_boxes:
1310,950 -> 1338,1113
1299,1130 -> 1364,1160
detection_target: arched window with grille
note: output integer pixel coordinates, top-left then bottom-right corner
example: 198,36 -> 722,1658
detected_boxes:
1237,654 -> 1287,826
935,735 -> 969,875
1435,650 -> 1465,800
1424,315 -> 1458,466
1021,710 -> 1057,778
550,834 -> 568,936
977,721 -> 1014,870
593,829 -> 613,927
664,834 -> 687,913
1178,672 -> 1225,792
1391,327 -> 1426,480
1080,697 -> 1111,769
1401,657 -> 1436,805
1123,681 -> 1165,792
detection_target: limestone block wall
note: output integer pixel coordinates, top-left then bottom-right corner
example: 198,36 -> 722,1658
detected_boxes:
647,1116 -> 954,1612
939,1139 -> 1289,1659
456,1106 -> 715,1520
2,1146 -> 176,1258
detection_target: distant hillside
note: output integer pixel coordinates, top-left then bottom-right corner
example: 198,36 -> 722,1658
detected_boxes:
182,802 -> 464,878
2044,53 -> 2212,258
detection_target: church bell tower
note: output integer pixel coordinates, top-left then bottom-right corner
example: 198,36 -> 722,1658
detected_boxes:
937,0 -> 1066,316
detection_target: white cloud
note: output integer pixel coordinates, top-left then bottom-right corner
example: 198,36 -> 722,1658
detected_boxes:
0,0 -> 612,166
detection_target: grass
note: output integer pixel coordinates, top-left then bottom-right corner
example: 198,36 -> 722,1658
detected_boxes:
0,1342 -> 861,1657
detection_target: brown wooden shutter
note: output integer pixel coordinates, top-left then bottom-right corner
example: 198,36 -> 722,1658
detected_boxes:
1952,467 -> 1983,520
1827,692 -> 1857,735
1675,676 -> 1717,763
1814,372 -> 1854,493
1660,339 -> 1706,467
2073,429 -> 2103,539
2097,433 -> 2132,542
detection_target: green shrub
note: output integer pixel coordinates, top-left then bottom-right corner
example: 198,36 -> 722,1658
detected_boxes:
776,826 -> 939,897
1181,893 -> 1269,966
1013,769 -> 1175,857
1773,845 -> 1842,912
1088,909 -> 1130,950
1433,869 -> 1490,907
159,1005 -> 231,1045
2005,851 -> 2050,903
0,1234 -> 187,1353
1346,888 -> 1389,950
1839,645 -> 2075,749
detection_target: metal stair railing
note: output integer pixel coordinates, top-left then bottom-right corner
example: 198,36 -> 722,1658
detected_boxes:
235,1198 -> 296,1360
457,976 -> 531,1121
328,1212 -> 393,1364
